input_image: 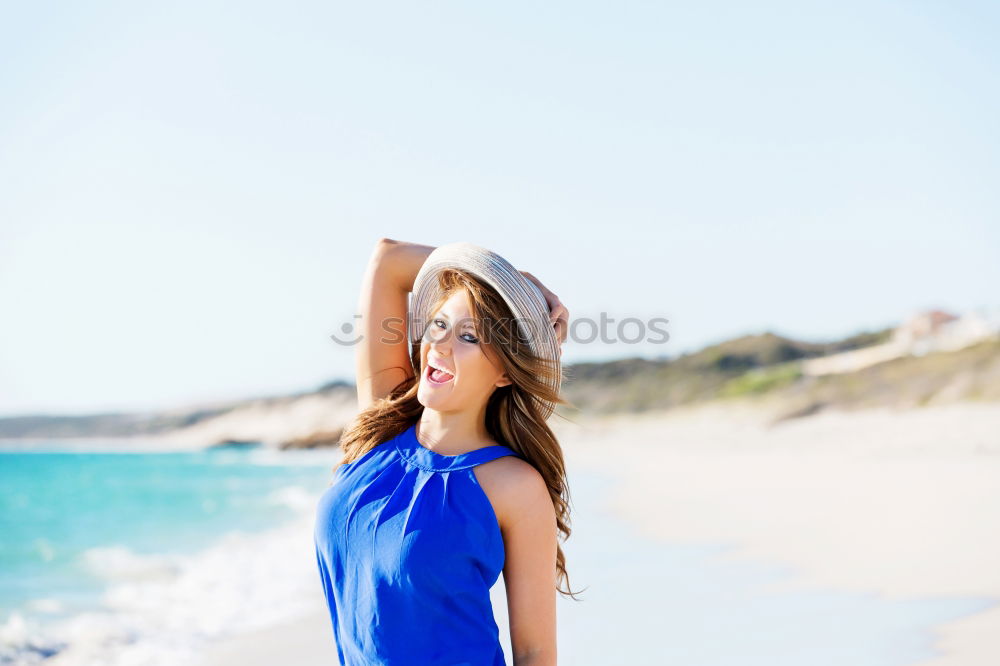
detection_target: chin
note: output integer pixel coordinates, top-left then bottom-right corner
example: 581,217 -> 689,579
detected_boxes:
417,382 -> 462,412
416,384 -> 442,409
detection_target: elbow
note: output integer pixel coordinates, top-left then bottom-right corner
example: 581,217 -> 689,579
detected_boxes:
371,237 -> 402,265
368,238 -> 396,268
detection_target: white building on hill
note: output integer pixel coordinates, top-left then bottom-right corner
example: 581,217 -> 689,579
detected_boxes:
802,306 -> 1000,376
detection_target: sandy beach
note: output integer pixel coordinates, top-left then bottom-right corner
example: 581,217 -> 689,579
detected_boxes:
196,400 -> 1000,665
559,401 -> 1000,665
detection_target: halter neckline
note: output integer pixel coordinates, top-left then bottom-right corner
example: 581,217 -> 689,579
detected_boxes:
394,423 -> 518,472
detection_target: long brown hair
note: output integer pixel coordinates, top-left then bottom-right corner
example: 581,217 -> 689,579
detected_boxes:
336,268 -> 584,600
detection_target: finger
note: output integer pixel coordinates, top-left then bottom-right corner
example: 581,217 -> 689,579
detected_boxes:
558,311 -> 569,341
553,318 -> 568,345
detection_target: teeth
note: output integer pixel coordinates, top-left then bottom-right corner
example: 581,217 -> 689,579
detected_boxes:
429,361 -> 452,374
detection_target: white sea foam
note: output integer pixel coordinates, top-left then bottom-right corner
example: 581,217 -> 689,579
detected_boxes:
25,599 -> 63,614
0,499 -> 325,666
264,484 -> 315,511
79,546 -> 181,582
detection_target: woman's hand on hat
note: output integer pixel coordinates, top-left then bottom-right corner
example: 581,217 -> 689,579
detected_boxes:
519,271 -> 569,348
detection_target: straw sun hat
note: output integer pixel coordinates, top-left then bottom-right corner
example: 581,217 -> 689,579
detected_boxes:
408,241 -> 563,420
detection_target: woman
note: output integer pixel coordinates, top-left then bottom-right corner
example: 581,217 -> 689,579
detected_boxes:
314,238 -> 581,666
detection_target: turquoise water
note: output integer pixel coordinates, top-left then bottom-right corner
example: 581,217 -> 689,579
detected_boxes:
0,447 -> 335,623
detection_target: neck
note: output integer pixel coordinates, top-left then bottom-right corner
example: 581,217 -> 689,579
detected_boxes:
416,407 -> 493,455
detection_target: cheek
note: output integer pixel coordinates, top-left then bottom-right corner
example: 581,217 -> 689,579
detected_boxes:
455,347 -> 495,384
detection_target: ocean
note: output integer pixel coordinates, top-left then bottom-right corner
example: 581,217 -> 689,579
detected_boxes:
0,443 -> 340,665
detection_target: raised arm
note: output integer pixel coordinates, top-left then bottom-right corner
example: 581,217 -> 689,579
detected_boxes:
354,238 -> 435,412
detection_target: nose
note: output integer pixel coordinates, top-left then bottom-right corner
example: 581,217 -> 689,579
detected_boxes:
429,334 -> 452,355
424,320 -> 453,353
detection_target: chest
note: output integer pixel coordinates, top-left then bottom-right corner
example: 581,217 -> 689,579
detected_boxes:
315,455 -> 507,590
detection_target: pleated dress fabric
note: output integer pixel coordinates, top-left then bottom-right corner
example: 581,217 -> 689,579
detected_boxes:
314,422 -> 523,665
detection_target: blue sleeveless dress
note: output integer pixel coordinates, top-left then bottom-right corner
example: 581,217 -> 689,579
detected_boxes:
313,422 -> 524,665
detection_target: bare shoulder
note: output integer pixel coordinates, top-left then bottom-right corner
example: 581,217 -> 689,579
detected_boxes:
472,455 -> 550,531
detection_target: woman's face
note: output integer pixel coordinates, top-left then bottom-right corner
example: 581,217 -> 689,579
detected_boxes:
417,289 -> 512,413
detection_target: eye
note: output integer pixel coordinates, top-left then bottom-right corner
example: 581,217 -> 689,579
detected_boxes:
431,319 -> 479,344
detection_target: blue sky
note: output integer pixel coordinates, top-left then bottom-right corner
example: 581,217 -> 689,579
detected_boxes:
1,1 -> 997,416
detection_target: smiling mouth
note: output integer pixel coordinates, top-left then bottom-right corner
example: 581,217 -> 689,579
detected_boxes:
426,364 -> 455,385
